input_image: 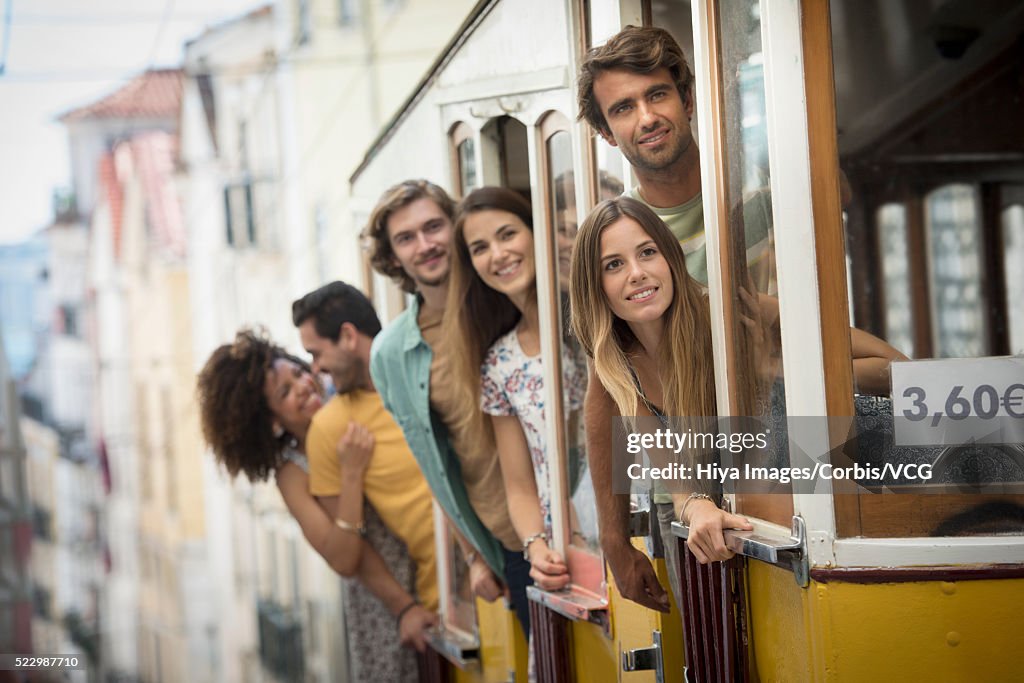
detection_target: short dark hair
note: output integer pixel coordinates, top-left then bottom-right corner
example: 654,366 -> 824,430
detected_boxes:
577,25 -> 694,135
291,281 -> 382,340
362,179 -> 456,293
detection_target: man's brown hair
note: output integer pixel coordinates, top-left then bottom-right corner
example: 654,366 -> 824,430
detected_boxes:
362,179 -> 455,293
577,25 -> 694,135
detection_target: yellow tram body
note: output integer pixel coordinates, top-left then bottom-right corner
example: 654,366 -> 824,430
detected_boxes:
749,565 -> 1024,682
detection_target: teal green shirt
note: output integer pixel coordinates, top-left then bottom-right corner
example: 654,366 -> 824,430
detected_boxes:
370,296 -> 507,579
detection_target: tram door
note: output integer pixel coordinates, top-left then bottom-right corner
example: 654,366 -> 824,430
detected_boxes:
671,0 -> 1024,680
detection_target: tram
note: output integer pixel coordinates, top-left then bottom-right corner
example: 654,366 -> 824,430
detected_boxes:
349,0 -> 1024,680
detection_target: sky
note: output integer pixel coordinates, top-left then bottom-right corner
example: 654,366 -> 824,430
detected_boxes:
0,0 -> 263,244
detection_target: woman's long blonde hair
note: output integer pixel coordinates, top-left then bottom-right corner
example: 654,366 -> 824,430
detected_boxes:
440,187 -> 535,452
570,197 -> 716,420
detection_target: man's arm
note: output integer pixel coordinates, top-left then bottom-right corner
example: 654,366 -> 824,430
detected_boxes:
849,326 -> 909,395
584,370 -> 669,612
450,521 -> 503,602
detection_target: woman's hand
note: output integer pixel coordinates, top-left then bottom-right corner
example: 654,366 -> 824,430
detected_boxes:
527,540 -> 571,591
683,499 -> 753,564
336,421 -> 374,477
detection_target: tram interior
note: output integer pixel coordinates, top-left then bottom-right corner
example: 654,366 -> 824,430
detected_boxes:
646,0 -> 1024,537
833,0 -> 1024,534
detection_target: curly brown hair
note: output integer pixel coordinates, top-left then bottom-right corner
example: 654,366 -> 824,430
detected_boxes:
577,25 -> 694,136
361,179 -> 455,293
196,329 -> 308,482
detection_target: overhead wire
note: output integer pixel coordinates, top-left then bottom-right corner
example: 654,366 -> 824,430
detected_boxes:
1,49 -> 436,82
146,0 -> 178,71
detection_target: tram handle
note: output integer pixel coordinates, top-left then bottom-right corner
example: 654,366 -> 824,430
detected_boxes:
670,516 -> 809,587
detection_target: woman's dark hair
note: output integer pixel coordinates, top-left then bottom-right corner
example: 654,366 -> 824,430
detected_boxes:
196,329 -> 311,482
441,186 -> 535,459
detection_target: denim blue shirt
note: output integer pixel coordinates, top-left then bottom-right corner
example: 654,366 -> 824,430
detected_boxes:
370,296 -> 506,579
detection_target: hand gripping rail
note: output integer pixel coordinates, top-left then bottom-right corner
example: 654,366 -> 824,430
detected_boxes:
671,515 -> 809,587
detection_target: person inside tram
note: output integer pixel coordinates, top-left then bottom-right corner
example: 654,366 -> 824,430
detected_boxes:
574,23 -> 772,613
362,179 -> 534,637
196,330 -> 428,681
552,170 -> 624,289
570,197 -> 908,601
443,186 -> 588,593
290,282 -> 442,627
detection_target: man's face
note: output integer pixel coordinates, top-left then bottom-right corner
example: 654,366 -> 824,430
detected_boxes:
297,320 -> 364,394
592,67 -> 694,174
386,197 -> 453,290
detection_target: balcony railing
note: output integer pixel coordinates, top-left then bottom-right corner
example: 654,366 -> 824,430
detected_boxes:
256,600 -> 304,681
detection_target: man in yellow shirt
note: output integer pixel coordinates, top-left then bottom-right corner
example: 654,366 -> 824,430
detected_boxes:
292,281 -> 439,616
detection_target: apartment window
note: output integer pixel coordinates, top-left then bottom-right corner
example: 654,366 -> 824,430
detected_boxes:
162,387 -> 177,514
224,182 -> 255,246
296,0 -> 312,45
137,384 -> 152,499
224,178 -> 277,248
338,0 -> 360,25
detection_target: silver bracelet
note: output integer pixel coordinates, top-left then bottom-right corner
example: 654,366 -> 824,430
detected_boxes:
680,493 -> 715,523
521,532 -> 548,560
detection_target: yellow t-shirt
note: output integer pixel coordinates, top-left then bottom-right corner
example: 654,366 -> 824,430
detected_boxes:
306,389 -> 438,611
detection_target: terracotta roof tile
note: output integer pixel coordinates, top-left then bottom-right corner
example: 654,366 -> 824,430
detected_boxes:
59,68 -> 183,123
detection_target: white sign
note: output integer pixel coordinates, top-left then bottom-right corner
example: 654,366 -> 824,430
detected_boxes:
891,356 -> 1024,446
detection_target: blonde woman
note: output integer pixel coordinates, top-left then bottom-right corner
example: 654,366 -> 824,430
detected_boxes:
570,198 -> 907,576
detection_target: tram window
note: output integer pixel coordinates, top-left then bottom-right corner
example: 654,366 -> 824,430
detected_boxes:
830,0 -> 1024,537
648,0 -> 697,187
878,203 -> 915,358
449,122 -> 477,197
441,530 -> 478,641
458,140 -> 477,195
1004,203 -> 1024,354
480,116 -> 530,200
926,184 -> 988,358
541,112 -> 603,595
709,0 -> 791,526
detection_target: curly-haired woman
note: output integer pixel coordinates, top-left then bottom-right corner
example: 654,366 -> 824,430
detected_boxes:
197,329 -> 429,682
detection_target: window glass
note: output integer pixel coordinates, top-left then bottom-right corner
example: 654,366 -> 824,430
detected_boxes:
443,533 -> 477,639
1004,203 -> 1024,355
541,119 -> 604,600
716,0 -> 790,525
831,0 -> 1024,537
927,185 -> 987,358
547,130 -> 600,561
878,204 -> 914,358
458,138 -> 478,195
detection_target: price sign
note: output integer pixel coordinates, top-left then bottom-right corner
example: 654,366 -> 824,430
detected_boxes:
891,357 -> 1024,446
